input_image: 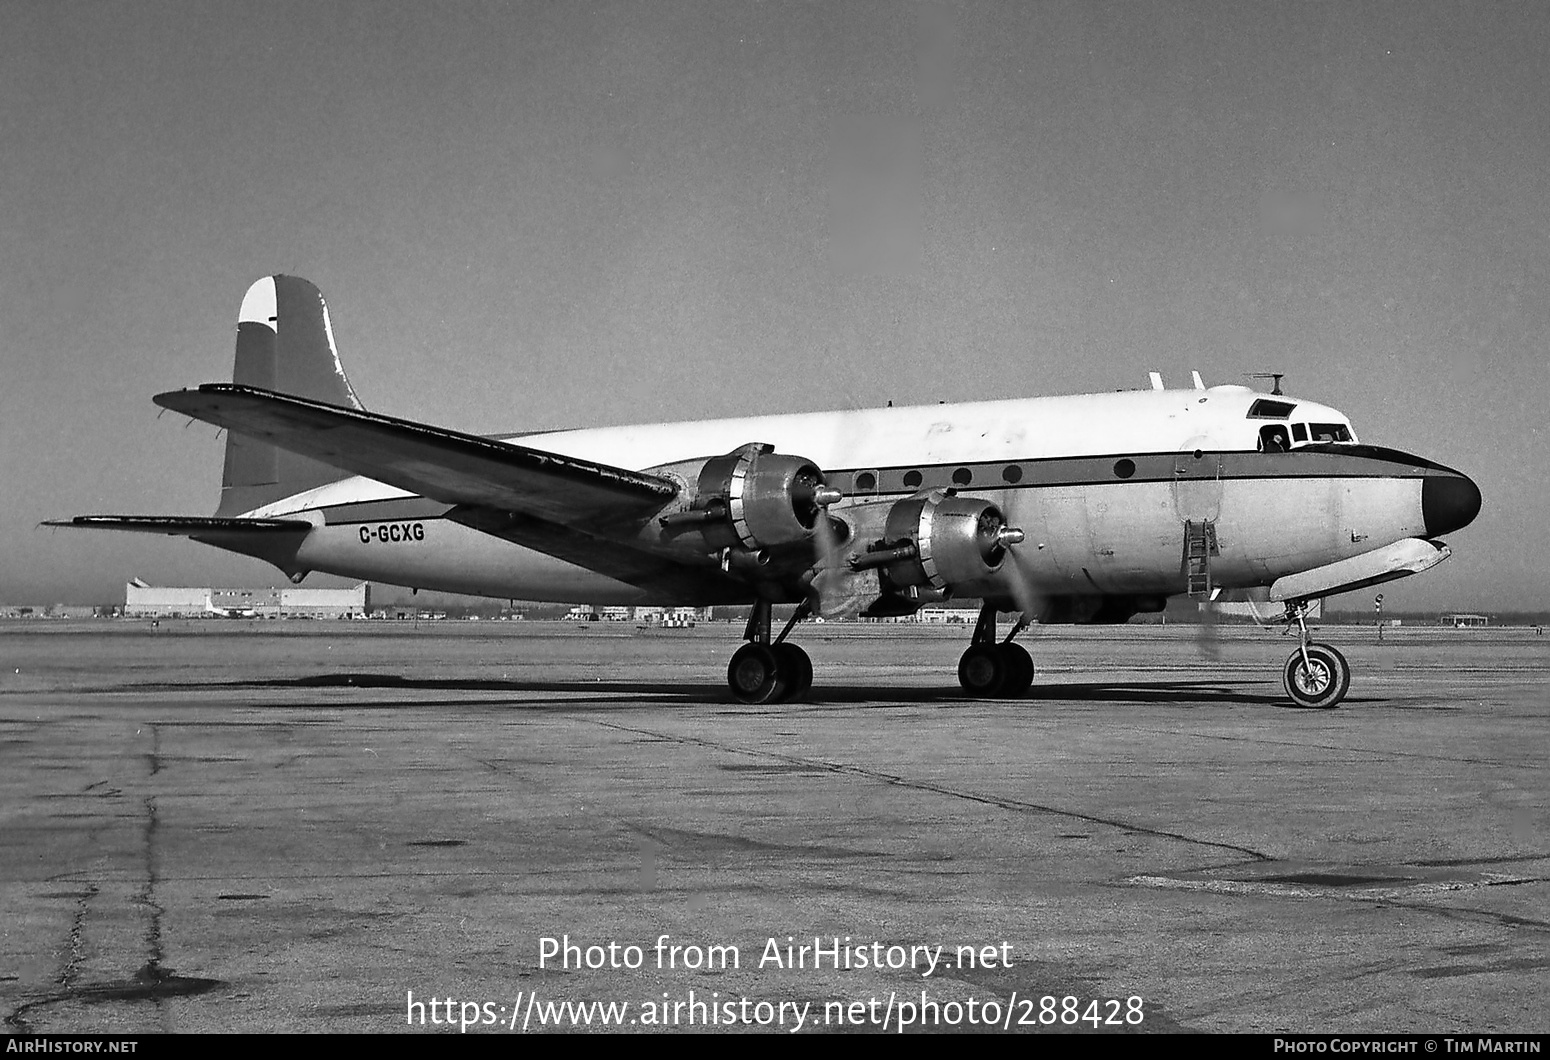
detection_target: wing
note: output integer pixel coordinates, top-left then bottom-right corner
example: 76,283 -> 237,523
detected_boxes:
153,384 -> 679,526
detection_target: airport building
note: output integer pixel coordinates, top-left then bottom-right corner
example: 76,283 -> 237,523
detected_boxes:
916,607 -> 978,624
1439,612 -> 1489,627
563,605 -> 713,624
124,579 -> 369,618
0,604 -> 105,619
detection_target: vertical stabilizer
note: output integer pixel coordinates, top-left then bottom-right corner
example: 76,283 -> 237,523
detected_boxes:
217,276 -> 365,516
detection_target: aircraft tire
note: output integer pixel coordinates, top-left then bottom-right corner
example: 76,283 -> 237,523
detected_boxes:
772,643 -> 813,702
728,644 -> 786,704
1282,643 -> 1351,709
995,643 -> 1035,698
958,644 -> 1006,698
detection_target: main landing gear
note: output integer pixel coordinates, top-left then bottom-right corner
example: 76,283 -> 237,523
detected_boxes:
1281,600 -> 1351,709
957,603 -> 1035,698
727,599 -> 814,704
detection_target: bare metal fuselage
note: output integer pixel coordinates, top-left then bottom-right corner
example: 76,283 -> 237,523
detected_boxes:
247,387 -> 1467,606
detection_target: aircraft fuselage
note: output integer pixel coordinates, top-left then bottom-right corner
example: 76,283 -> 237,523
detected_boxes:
246,386 -> 1477,606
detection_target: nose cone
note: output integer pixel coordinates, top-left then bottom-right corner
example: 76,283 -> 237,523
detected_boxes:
1422,473 -> 1482,537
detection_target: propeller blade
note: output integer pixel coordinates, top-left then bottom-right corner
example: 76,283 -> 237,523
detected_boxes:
1196,592 -> 1222,660
998,529 -> 1047,635
808,489 -> 857,618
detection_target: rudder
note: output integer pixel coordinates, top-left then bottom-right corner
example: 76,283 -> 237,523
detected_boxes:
217,275 -> 365,516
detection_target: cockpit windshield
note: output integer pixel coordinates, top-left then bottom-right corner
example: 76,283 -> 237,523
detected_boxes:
1262,420 -> 1356,451
1308,423 -> 1352,443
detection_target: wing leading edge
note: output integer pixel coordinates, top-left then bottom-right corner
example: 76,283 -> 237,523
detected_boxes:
153,384 -> 679,525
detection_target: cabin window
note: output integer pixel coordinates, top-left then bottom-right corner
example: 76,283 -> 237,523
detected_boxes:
902,470 -> 923,488
1113,458 -> 1136,479
1291,423 -> 1308,443
1309,423 -> 1352,443
1258,424 -> 1291,452
952,467 -> 973,486
854,471 -> 878,492
1002,465 -> 1023,484
1248,399 -> 1297,419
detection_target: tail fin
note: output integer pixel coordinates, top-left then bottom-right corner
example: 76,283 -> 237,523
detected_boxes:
217,275 -> 365,516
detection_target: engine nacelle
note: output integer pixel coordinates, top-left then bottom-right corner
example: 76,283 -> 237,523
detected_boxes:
657,443 -> 834,554
869,492 -> 1014,590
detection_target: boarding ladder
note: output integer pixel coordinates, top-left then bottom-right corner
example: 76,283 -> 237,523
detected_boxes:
1183,519 -> 1218,598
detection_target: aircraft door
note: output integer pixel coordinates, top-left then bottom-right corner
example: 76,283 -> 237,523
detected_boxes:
1171,445 -> 1223,524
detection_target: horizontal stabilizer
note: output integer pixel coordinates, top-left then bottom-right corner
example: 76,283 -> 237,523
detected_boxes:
44,515 -> 313,535
43,515 -> 316,580
154,385 -> 679,526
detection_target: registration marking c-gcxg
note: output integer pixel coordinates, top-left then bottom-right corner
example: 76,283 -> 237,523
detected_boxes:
359,522 -> 425,544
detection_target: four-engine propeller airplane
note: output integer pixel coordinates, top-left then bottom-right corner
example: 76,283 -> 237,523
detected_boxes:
51,276 -> 1481,708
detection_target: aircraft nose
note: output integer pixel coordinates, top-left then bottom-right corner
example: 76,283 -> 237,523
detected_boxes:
1422,472 -> 1481,537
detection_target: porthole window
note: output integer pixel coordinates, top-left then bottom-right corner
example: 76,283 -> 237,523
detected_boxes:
952,467 -> 973,486
902,470 -> 923,488
1002,465 -> 1023,484
1113,458 -> 1136,479
855,471 -> 877,491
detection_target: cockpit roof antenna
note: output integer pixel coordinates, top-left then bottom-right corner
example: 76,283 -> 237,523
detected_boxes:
1248,372 -> 1285,396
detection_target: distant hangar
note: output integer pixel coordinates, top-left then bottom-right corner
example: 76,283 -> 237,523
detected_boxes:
125,579 -> 369,618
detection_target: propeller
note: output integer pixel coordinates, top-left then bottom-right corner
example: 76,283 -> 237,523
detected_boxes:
967,502 -> 1045,636
807,485 -> 861,618
993,522 -> 1048,639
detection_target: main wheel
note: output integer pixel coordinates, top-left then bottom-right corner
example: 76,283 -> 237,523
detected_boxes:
728,643 -> 786,704
1282,643 -> 1351,709
958,644 -> 1006,697
772,643 -> 813,702
996,643 -> 1035,698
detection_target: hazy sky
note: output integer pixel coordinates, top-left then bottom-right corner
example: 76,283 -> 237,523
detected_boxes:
4,1 -> 1547,610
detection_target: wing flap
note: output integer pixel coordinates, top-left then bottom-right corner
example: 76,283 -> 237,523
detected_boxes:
153,385 -> 679,525
446,506 -> 751,604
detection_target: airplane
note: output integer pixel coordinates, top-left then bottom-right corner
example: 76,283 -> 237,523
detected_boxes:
204,600 -> 259,619
50,275 -> 1481,709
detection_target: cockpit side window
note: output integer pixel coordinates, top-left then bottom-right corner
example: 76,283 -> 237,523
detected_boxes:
1309,423 -> 1352,443
1291,423 -> 1308,443
1258,424 -> 1291,452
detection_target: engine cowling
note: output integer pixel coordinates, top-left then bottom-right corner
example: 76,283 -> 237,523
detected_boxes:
658,444 -> 835,554
867,492 -> 1015,590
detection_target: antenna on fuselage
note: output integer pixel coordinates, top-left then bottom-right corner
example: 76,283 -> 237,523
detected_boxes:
1148,372 -> 1165,391
1248,372 -> 1285,395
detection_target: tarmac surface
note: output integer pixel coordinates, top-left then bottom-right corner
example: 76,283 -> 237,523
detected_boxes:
1,619 -> 1546,1034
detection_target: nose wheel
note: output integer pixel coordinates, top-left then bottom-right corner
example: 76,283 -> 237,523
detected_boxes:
726,600 -> 814,704
957,604 -> 1035,698
1280,602 -> 1351,709
1282,643 -> 1350,709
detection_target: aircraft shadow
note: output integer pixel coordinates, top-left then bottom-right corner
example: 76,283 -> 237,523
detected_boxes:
102,673 -> 1338,710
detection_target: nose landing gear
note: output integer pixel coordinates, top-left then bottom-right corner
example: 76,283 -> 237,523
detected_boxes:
1281,601 -> 1350,709
957,603 -> 1035,698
